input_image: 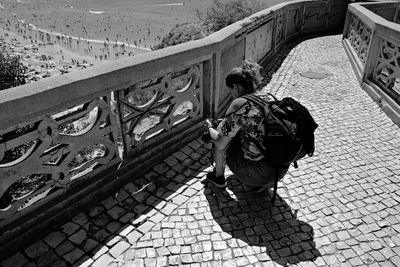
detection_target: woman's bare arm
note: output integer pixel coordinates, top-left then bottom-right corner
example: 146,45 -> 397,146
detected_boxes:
208,97 -> 247,150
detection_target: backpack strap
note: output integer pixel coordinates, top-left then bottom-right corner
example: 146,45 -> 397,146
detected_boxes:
243,94 -> 282,205
242,94 -> 286,119
240,94 -> 270,152
244,94 -> 293,137
224,100 -> 250,117
241,94 -> 268,110
267,93 -> 278,101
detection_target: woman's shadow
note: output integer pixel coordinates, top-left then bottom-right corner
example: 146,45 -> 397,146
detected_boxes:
203,175 -> 321,266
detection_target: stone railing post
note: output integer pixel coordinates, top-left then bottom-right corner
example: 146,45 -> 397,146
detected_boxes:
393,4 -> 398,22
199,52 -> 221,120
273,10 -> 286,52
300,5 -> 306,34
111,90 -> 127,160
212,52 -> 222,119
342,9 -> 352,39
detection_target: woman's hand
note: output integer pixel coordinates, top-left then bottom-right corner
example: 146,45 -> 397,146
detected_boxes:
205,119 -> 213,129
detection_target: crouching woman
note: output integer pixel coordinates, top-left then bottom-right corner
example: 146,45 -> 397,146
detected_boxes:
205,60 -> 288,192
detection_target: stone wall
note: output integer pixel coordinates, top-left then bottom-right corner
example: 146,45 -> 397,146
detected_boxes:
0,0 -> 348,259
343,1 -> 400,126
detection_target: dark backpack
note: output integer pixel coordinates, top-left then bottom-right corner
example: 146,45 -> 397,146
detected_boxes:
242,94 -> 318,203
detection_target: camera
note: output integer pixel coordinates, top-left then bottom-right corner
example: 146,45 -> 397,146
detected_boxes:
202,131 -> 212,143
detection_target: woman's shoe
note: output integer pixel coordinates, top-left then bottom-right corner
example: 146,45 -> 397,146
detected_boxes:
206,169 -> 227,188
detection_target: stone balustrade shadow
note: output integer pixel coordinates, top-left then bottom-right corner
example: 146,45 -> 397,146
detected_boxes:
260,33 -> 338,88
204,175 -> 321,266
2,141 -> 215,266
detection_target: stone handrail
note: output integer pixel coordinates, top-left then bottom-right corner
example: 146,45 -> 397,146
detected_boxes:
0,0 -> 347,258
343,2 -> 400,126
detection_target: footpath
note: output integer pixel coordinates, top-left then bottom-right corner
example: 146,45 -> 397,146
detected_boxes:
2,34 -> 400,267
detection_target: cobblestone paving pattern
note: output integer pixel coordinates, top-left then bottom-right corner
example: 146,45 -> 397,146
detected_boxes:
2,35 -> 400,267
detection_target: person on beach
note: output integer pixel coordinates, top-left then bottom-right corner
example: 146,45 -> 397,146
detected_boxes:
204,60 -> 289,192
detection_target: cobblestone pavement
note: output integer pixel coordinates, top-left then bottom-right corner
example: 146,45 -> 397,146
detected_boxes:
2,34 -> 400,267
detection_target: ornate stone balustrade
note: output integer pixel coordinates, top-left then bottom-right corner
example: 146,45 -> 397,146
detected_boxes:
343,1 -> 400,126
347,13 -> 372,65
0,0 -> 347,258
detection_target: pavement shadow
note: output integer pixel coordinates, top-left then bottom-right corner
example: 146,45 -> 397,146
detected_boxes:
204,175 -> 322,266
260,32 -> 339,88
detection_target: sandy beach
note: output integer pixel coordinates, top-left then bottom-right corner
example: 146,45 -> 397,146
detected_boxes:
0,0 -> 294,83
0,0 -> 210,82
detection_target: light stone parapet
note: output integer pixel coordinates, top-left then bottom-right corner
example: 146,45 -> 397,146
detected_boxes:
343,1 -> 400,126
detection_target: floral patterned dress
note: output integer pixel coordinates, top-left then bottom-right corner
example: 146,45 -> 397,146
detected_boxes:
217,94 -> 273,161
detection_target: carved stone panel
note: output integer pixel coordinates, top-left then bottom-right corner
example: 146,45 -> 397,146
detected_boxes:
303,5 -> 326,31
0,97 -> 120,227
118,64 -> 203,152
286,8 -> 302,37
347,13 -> 372,65
245,19 -> 274,63
275,12 -> 285,46
373,38 -> 400,103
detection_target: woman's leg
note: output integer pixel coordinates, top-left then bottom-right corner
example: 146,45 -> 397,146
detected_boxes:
205,146 -> 227,188
226,136 -> 288,188
213,146 -> 226,177
225,136 -> 251,180
205,141 -> 228,188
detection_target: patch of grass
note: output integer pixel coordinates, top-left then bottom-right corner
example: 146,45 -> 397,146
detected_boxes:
154,0 -> 293,49
0,51 -> 27,90
198,0 -> 264,32
152,22 -> 208,50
